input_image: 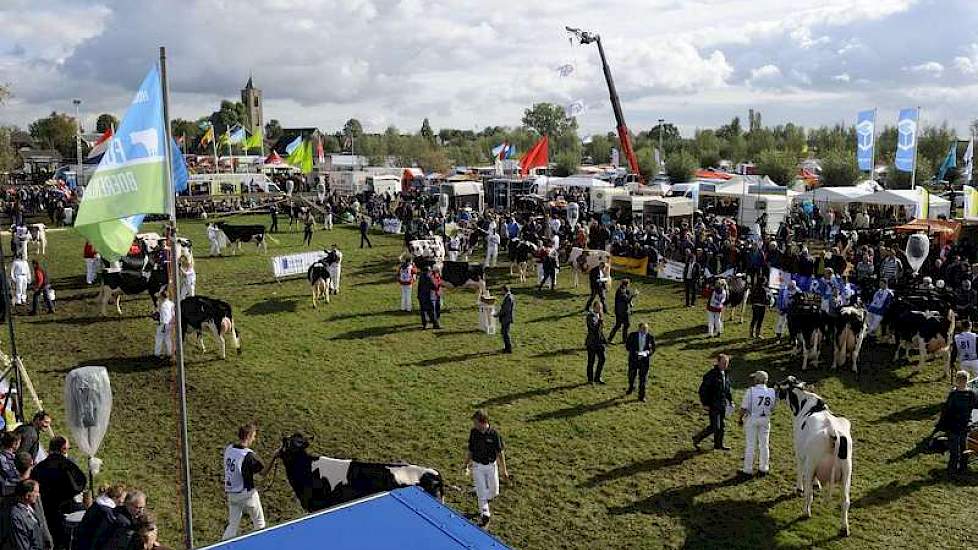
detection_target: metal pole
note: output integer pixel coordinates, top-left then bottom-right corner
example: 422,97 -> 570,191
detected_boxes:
159,46 -> 194,550
73,99 -> 84,189
0,237 -> 23,422
869,108 -> 877,183
910,106 -> 921,191
658,118 -> 664,172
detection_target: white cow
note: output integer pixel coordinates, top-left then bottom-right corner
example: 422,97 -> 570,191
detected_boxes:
567,247 -> 611,288
776,377 -> 853,537
832,306 -> 867,373
407,237 -> 445,264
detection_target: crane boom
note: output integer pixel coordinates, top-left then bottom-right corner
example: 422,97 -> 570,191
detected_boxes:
566,27 -> 644,184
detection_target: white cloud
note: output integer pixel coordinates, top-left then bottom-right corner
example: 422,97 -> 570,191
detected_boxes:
954,43 -> 978,76
903,61 -> 945,77
832,73 -> 851,82
747,64 -> 782,87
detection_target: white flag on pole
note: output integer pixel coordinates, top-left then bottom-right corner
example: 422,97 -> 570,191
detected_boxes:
964,138 -> 974,182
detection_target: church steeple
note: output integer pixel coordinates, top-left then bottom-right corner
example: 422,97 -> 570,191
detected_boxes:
241,73 -> 262,136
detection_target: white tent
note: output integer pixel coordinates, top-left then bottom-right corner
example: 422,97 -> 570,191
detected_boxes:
858,189 -> 950,219
807,185 -> 876,204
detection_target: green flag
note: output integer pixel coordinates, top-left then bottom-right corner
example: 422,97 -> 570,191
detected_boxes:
75,67 -> 169,261
287,139 -> 313,173
244,129 -> 263,151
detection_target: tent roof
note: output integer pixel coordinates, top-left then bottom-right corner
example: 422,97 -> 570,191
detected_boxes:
808,186 -> 875,203
893,218 -> 960,236
858,189 -> 950,206
202,487 -> 510,550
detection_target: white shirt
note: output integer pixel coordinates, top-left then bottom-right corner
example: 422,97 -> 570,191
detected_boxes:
487,233 -> 500,249
224,444 -> 253,493
741,384 -> 776,419
158,299 -> 174,326
956,331 -> 978,362
10,259 -> 29,280
549,219 -> 561,233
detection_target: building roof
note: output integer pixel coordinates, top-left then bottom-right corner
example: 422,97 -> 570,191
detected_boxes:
19,149 -> 62,162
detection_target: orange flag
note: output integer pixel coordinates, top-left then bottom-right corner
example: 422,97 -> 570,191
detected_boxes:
520,135 -> 549,174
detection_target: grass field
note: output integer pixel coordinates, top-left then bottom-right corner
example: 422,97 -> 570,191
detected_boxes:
12,216 -> 977,549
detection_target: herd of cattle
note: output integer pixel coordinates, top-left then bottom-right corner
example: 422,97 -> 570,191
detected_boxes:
62,220 -> 971,539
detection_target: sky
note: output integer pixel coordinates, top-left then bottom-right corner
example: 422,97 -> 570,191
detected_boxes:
2,0 -> 978,138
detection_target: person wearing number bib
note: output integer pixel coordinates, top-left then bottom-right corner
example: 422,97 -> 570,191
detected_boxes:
222,423 -> 265,540
866,280 -> 893,336
738,370 -> 777,476
951,320 -> 978,379
706,279 -> 728,337
396,260 -> 418,312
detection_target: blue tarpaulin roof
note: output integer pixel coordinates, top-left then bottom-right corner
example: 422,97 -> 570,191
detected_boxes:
199,487 -> 511,550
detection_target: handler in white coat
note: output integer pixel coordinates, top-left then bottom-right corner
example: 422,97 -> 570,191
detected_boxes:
484,231 -> 500,268
154,290 -> 175,357
327,244 -> 343,294
207,223 -> 223,257
738,370 -> 776,475
10,257 -> 30,305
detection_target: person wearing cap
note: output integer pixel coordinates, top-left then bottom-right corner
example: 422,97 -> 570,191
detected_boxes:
738,370 -> 777,476
463,409 -> 509,527
934,370 -> 978,477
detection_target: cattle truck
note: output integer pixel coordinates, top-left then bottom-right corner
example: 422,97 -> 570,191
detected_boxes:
328,170 -> 369,196
440,181 -> 484,212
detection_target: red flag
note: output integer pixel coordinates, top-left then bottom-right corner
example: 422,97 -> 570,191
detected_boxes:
316,138 -> 325,164
519,135 -> 549,174
85,128 -> 114,160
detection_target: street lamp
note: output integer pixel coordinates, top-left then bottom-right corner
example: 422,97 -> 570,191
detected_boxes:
657,118 -> 665,174
72,99 -> 83,189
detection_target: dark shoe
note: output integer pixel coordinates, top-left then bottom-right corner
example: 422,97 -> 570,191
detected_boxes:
625,387 -> 634,395
757,470 -> 769,478
433,324 -> 442,329
501,349 -> 513,354
480,515 -> 491,527
638,396 -> 647,402
596,378 -> 606,385
692,435 -> 701,450
715,445 -> 732,451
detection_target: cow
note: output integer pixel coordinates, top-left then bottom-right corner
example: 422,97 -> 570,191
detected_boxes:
507,238 -> 539,283
97,260 -> 167,316
892,308 -> 956,372
136,233 -> 194,264
832,306 -> 867,373
26,224 -> 46,256
180,295 -> 241,359
407,237 -> 445,264
723,273 -> 748,323
789,293 -> 825,371
776,377 -> 853,537
215,222 -> 270,254
567,247 -> 611,288
307,260 -> 331,308
276,433 -> 443,513
439,260 -> 487,296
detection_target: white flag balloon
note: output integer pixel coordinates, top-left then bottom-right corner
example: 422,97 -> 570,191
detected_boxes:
905,233 -> 929,275
64,366 -> 112,459
567,202 -> 580,227
557,64 -> 575,77
566,100 -> 585,117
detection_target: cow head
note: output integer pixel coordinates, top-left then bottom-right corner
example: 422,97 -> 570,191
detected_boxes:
776,377 -> 825,417
278,433 -> 313,460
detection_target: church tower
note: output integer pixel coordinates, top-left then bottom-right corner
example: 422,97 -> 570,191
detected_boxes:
241,75 -> 263,136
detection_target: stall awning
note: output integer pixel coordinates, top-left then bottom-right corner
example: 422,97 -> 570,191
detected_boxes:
893,218 -> 961,239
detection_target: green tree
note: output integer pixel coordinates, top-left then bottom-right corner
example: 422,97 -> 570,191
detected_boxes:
665,151 -> 697,183
716,116 -> 742,141
634,146 -> 656,180
420,118 -> 435,144
171,118 -> 201,144
208,100 -> 247,135
264,119 -> 283,142
756,149 -> 796,185
343,118 -> 364,139
29,112 -> 78,158
521,103 -> 576,137
819,150 -> 861,187
0,126 -> 23,173
418,146 -> 450,174
553,150 -> 580,177
886,157 -> 934,189
95,113 -> 118,133
693,129 -> 721,168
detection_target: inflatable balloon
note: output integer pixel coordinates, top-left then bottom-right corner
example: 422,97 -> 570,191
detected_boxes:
905,233 -> 929,275
439,193 -> 449,217
567,202 -> 580,227
64,367 -> 112,461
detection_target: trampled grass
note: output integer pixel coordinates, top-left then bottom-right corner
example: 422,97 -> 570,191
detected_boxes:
13,217 -> 976,549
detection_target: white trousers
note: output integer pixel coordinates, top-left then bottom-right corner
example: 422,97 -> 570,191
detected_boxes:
447,250 -> 459,261
961,359 -> 978,379
13,276 -> 27,305
485,246 -> 498,267
84,258 -> 99,285
222,489 -> 266,540
866,312 -> 883,334
324,214 -> 333,230
743,416 -> 771,474
154,325 -> 173,357
774,313 -> 788,336
707,311 -> 723,336
472,462 -> 499,517
479,305 -> 496,335
209,238 -> 221,256
180,274 -> 196,301
400,285 -> 413,311
328,265 -> 341,293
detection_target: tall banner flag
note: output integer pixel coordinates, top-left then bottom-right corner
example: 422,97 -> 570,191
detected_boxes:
519,135 -> 549,174
85,128 -> 115,161
74,67 -> 186,260
243,129 -> 262,151
964,185 -> 978,219
895,108 -> 919,173
284,135 -> 302,154
937,142 -> 957,182
855,109 -> 875,171
200,125 -> 214,147
287,139 -> 313,173
917,186 -> 930,219
964,139 -> 974,183
228,125 -> 246,144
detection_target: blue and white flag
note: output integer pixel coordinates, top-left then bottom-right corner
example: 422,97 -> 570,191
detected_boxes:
855,109 -> 875,171
284,135 -> 303,154
937,142 -> 957,182
895,108 -> 919,173
964,139 -> 974,183
228,125 -> 246,144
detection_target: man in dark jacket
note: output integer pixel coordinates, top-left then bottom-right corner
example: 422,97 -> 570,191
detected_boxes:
5,480 -> 45,550
693,354 -> 733,451
496,285 -> 514,354
683,250 -> 703,307
358,216 -> 372,248
584,302 -> 607,384
14,412 -> 51,463
417,267 -> 438,329
935,370 -> 978,476
625,323 -> 656,402
0,453 -> 52,550
71,484 -> 127,550
584,262 -> 609,312
607,279 -> 635,344
101,491 -> 145,550
30,438 -> 86,549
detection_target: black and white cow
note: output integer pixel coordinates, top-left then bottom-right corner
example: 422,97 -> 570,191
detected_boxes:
277,433 -> 443,513
507,239 -> 539,283
789,293 -> 825,370
180,295 -> 241,359
567,247 -> 611,288
216,222 -> 269,254
892,308 -> 956,372
307,260 -> 331,308
723,273 -> 748,323
776,377 -> 854,537
832,306 -> 867,373
98,261 -> 167,316
440,261 -> 488,295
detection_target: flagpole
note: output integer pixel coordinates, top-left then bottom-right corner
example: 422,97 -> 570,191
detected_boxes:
159,46 -> 195,550
870,108 -> 877,183
211,123 -> 219,175
910,106 -> 921,190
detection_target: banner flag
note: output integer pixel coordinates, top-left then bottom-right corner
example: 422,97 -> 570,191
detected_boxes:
200,125 -> 214,147
284,135 -> 302,154
519,136 -> 549,174
917,186 -> 930,219
964,185 -> 978,219
655,259 -> 685,281
243,129 -> 263,150
963,139 -> 973,183
856,109 -> 875,171
937,142 -> 957,182
228,125 -> 246,144
286,139 -> 313,173
74,67 -> 186,260
895,108 -> 919,173
610,255 -> 648,277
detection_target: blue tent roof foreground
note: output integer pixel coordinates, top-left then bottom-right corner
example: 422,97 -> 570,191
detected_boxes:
200,487 -> 511,550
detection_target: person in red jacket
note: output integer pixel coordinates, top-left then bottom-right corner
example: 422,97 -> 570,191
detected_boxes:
29,260 -> 54,315
83,241 -> 99,285
396,259 -> 417,312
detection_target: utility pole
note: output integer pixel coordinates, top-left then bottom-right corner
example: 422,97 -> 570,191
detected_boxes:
657,118 -> 665,174
73,98 -> 83,189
